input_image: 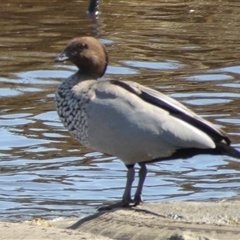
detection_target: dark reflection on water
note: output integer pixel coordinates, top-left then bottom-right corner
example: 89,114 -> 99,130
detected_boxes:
1,0 -> 240,221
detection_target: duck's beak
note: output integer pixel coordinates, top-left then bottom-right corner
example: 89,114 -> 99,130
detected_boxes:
55,51 -> 70,62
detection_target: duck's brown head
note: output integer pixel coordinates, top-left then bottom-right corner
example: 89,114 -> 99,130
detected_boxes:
55,36 -> 108,78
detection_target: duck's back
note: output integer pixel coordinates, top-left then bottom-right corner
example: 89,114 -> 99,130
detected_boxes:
78,80 -> 216,164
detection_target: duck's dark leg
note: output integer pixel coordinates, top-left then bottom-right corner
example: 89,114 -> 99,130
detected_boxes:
98,164 -> 135,211
121,164 -> 135,206
134,163 -> 147,205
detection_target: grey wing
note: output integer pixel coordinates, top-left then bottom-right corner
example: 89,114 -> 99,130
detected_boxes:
83,80 -> 233,164
111,80 -> 230,145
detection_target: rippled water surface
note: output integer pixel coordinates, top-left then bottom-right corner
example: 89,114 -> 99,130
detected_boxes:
1,0 -> 240,221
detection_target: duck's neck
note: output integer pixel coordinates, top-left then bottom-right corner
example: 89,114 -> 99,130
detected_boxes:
64,70 -> 99,86
56,70 -> 98,112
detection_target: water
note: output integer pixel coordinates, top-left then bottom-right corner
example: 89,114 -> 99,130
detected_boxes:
1,0 -> 240,221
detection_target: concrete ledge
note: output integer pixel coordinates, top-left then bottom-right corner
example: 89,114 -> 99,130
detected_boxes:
2,199 -> 240,240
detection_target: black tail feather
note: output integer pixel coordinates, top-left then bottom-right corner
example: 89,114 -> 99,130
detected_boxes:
143,143 -> 240,164
216,142 -> 240,159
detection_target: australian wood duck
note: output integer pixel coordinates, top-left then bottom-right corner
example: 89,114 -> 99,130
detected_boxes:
55,36 -> 240,209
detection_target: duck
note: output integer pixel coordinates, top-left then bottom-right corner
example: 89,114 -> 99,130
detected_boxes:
55,36 -> 240,209
87,0 -> 99,14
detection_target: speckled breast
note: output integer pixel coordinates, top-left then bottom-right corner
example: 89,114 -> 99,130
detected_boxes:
55,82 -> 90,147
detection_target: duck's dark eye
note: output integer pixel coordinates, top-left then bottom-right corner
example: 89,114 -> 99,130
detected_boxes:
77,43 -> 87,50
